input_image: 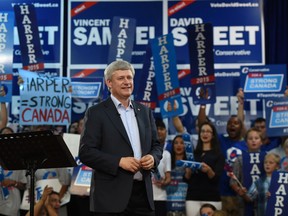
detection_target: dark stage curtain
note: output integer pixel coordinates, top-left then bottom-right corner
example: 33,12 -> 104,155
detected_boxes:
264,0 -> 288,68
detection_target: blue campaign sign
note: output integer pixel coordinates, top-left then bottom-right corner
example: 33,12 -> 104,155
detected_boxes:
240,64 -> 286,99
108,16 -> 136,63
74,165 -> 92,187
19,69 -> 72,125
14,4 -> 44,71
151,33 -> 183,119
0,11 -> 14,73
0,74 -> 13,103
188,23 -> 216,105
71,77 -> 103,102
266,171 -> 288,216
70,164 -> 91,196
168,0 -> 264,68
0,10 -> 14,102
69,0 -> 163,67
10,0 -> 63,68
265,97 -> 288,137
133,46 -> 158,110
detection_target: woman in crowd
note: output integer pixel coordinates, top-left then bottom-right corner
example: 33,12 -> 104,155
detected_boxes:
166,135 -> 188,216
184,122 -> 225,216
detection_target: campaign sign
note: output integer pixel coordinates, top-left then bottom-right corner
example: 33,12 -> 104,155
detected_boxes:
242,151 -> 265,216
108,16 -> 136,63
168,0 -> 264,68
0,74 -> 13,103
71,77 -> 103,103
176,160 -> 202,170
0,11 -> 14,103
183,133 -> 194,161
240,64 -> 286,99
70,163 -> 91,196
14,4 -> 45,71
188,23 -> 216,105
69,0 -> 163,67
11,0 -> 63,68
151,33 -> 183,119
19,69 -> 71,125
266,171 -> 288,216
242,152 -> 265,187
265,97 -> 288,137
134,46 -> 158,109
166,168 -> 187,214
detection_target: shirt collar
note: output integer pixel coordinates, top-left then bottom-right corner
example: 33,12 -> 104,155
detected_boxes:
111,94 -> 133,109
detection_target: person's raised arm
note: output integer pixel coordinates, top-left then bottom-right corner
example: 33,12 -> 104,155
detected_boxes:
26,186 -> 53,216
236,88 -> 247,137
197,104 -> 207,128
167,100 -> 185,133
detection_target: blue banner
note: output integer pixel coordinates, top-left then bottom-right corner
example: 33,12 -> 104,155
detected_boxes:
240,65 -> 286,99
71,77 -> 103,103
134,45 -> 158,110
265,97 -> 288,137
168,0 -> 264,68
69,1 -> 163,67
19,69 -> 71,125
11,0 -> 63,69
14,4 -> 44,71
266,171 -> 288,216
108,16 -> 136,63
151,33 -> 183,118
242,151 -> 265,216
0,11 -> 14,102
188,23 -> 216,105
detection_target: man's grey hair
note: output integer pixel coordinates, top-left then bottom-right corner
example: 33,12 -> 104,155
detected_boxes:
104,60 -> 135,81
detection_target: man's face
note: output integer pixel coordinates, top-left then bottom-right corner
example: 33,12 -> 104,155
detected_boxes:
106,70 -> 134,101
254,121 -> 266,138
157,127 -> 167,145
226,116 -> 242,140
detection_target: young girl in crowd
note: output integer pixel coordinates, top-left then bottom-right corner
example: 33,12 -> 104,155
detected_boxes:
166,135 -> 188,216
184,122 -> 225,216
240,152 -> 281,216
230,127 -> 266,215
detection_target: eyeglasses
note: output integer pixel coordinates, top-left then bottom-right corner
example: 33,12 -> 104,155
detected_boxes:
200,130 -> 213,134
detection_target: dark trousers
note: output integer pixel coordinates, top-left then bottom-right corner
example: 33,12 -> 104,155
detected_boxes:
154,201 -> 167,216
94,180 -> 155,216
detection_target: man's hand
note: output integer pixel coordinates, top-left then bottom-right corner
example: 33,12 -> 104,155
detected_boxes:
119,157 -> 141,173
140,154 -> 154,170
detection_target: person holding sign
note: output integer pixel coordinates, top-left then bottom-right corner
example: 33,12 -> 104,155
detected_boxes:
79,60 -> 163,215
25,186 -> 60,216
184,122 -> 225,216
229,127 -> 265,215
240,153 -> 281,216
166,135 -> 188,215
197,90 -> 247,216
